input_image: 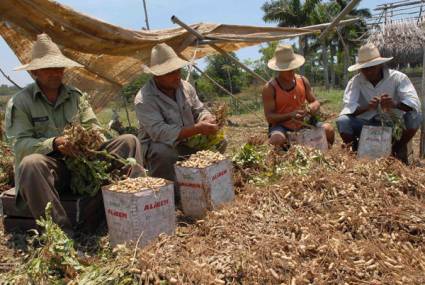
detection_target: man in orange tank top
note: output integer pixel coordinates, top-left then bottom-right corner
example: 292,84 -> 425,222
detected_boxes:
262,44 -> 335,149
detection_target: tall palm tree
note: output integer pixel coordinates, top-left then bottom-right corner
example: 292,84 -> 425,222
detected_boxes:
262,0 -> 321,74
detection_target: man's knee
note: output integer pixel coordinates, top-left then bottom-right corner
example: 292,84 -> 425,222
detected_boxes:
115,134 -> 139,148
269,132 -> 287,146
335,115 -> 352,135
19,153 -> 48,172
404,111 -> 422,130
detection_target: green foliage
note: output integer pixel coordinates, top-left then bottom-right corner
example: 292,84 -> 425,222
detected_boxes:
1,203 -> 144,284
121,73 -> 150,102
232,143 -> 266,169
65,156 -> 111,196
2,203 -> 82,284
203,52 -> 248,95
185,129 -> 226,151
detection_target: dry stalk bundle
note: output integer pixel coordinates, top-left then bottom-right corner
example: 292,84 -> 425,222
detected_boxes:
108,177 -> 168,193
178,150 -> 226,168
368,20 -> 425,65
128,146 -> 425,284
62,123 -> 104,156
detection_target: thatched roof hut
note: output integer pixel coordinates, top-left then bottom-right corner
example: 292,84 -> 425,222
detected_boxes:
367,19 -> 425,66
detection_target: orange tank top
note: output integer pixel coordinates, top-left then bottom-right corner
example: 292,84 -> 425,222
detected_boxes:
270,75 -> 306,130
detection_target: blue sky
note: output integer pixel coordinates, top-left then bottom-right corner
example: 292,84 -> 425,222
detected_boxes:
0,0 -> 384,86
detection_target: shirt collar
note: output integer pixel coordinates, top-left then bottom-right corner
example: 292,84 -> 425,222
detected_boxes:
150,78 -> 182,105
359,67 -> 390,86
32,81 -> 70,106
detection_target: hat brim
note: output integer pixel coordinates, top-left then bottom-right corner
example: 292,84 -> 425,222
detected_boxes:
14,55 -> 83,71
348,57 -> 393,72
267,54 -> 305,72
143,57 -> 189,76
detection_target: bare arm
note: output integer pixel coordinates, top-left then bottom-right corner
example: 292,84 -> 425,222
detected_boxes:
302,76 -> 320,114
262,83 -> 297,125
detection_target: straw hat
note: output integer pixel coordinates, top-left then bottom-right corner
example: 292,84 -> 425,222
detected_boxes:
267,44 -> 305,72
14,33 -> 83,71
348,43 -> 393,72
143,43 -> 189,76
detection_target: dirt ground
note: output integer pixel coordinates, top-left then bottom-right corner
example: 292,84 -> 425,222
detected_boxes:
1,112 -> 425,282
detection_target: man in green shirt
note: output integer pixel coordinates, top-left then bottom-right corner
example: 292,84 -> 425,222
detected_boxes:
5,33 -> 144,235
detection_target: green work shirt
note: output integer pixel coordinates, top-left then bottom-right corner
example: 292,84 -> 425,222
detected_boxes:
5,82 -> 102,167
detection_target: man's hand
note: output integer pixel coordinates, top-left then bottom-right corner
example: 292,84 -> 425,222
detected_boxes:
368,96 -> 380,110
291,109 -> 307,121
195,121 -> 219,135
201,115 -> 217,124
380,94 -> 396,110
53,136 -> 77,156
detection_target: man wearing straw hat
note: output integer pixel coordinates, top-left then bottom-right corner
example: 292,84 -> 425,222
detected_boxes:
5,34 -> 145,235
262,44 -> 335,148
336,43 -> 422,157
135,43 -> 218,185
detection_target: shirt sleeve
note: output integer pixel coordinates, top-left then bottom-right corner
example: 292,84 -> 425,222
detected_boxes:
396,73 -> 421,113
340,77 -> 361,116
186,83 -> 212,122
5,99 -> 55,165
135,91 -> 181,146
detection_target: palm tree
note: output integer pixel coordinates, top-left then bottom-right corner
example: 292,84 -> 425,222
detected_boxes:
262,0 -> 321,75
309,0 -> 371,88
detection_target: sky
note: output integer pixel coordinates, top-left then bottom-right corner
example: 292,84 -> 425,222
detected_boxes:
0,0 -> 385,86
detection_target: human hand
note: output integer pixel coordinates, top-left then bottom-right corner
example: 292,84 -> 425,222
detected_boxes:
291,109 -> 307,120
368,97 -> 380,110
380,94 -> 396,110
202,115 -> 217,124
195,121 -> 219,135
54,136 -> 78,156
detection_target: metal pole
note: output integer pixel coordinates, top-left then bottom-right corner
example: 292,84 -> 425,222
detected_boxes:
142,0 -> 150,30
318,0 -> 362,41
171,15 -> 267,83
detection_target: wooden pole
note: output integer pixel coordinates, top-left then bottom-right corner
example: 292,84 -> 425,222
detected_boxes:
420,48 -> 425,157
318,0 -> 361,42
171,15 -> 268,83
0,68 -> 22,89
142,0 -> 150,30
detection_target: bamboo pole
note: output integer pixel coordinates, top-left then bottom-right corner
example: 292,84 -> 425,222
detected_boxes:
420,48 -> 425,157
171,15 -> 268,84
318,0 -> 362,42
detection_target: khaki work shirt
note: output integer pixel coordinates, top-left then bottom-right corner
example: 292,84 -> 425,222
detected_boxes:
340,69 -> 421,120
5,82 -> 102,166
134,79 -> 211,147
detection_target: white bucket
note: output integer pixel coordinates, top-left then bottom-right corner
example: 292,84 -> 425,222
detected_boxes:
175,159 -> 235,219
102,182 -> 176,247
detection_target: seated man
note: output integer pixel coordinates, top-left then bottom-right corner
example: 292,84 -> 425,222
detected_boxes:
262,44 -> 334,148
5,34 -> 144,235
336,43 -> 422,156
135,43 -> 218,183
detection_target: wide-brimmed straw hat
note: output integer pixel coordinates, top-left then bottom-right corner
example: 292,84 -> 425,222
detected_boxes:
267,44 -> 305,72
348,43 -> 393,72
143,43 -> 189,76
14,33 -> 83,71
